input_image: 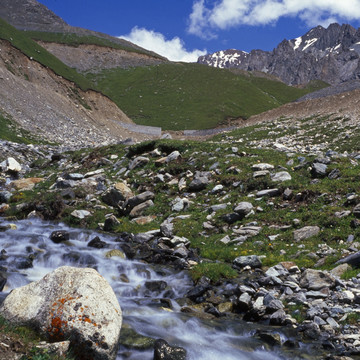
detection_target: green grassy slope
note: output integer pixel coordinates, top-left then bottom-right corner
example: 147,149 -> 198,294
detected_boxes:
0,18 -> 92,90
88,63 -> 327,131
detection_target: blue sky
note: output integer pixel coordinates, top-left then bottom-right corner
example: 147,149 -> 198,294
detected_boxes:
39,0 -> 360,62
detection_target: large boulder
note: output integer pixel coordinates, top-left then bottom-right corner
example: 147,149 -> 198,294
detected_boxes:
0,266 -> 122,360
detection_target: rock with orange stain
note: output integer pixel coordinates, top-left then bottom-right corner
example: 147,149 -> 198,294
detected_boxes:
0,266 -> 122,360
11,177 -> 44,190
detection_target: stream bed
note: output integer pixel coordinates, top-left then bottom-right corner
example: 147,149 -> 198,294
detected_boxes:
0,218 -> 319,360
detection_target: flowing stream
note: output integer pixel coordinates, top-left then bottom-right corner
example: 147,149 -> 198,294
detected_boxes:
0,219 -> 315,360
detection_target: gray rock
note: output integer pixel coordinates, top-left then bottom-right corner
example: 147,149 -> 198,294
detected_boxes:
271,171 -> 292,182
234,202 -> 253,216
67,173 -> 84,180
128,156 -> 149,170
188,177 -> 209,191
293,226 -> 320,241
233,255 -> 262,269
336,251 -> 360,267
0,266 -> 122,360
238,292 -> 252,310
299,269 -> 335,290
160,222 -> 174,238
210,204 -> 227,212
165,151 -> 181,163
71,210 -> 91,219
256,189 -> 280,197
123,191 -> 155,213
353,204 -> 360,219
129,200 -> 154,218
252,163 -> 274,171
0,191 -> 12,203
104,215 -> 120,231
311,163 -> 328,178
6,157 -> 21,173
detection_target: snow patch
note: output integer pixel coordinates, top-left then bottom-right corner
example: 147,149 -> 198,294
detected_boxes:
302,38 -> 318,51
294,36 -> 302,50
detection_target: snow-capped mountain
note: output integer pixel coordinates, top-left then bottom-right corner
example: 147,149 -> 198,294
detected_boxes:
198,23 -> 360,85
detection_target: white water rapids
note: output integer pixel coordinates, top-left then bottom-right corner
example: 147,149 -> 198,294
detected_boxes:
0,218 -> 311,360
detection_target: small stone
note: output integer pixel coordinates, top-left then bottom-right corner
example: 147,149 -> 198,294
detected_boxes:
271,171 -> 292,182
70,210 -> 91,219
293,226 -> 320,241
252,163 -> 274,171
105,250 -> 125,259
50,230 -> 70,244
233,255 -> 262,269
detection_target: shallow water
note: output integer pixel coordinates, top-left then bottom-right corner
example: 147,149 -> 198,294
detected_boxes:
0,219 -> 313,359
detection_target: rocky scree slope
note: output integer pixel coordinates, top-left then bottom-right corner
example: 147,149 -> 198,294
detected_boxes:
198,23 -> 360,85
0,39 -> 155,147
1,112 -> 360,356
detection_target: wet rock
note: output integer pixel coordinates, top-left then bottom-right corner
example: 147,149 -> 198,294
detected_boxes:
256,331 -> 281,346
145,281 -> 167,293
105,250 -> 125,259
233,255 -> 262,269
50,230 -> 70,244
186,285 -> 210,301
293,226 -> 320,241
119,325 -> 155,350
88,236 -> 107,249
153,339 -> 187,360
0,266 -> 122,360
299,269 -> 335,290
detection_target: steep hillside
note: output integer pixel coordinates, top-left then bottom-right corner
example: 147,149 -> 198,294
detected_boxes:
87,63 -> 317,131
198,23 -> 360,85
0,39 -> 150,147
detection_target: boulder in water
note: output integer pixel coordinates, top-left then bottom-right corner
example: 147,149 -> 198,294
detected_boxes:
0,266 -> 122,360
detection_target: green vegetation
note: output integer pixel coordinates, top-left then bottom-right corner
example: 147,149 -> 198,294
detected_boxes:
0,112 -> 53,144
87,63 -> 325,131
190,262 -> 238,283
24,31 -> 164,59
0,18 -> 92,90
0,315 -> 73,360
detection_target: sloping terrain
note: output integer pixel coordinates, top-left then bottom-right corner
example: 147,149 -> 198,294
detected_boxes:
245,87 -> 360,128
0,38 -> 153,147
87,63 -> 317,131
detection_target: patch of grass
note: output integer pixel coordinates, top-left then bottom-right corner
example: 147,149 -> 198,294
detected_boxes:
87,63 -> 317,130
0,112 -> 53,144
190,262 -> 238,283
340,312 -> 360,325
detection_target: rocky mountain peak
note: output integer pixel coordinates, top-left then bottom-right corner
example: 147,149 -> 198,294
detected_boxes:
198,23 -> 360,85
0,0 -> 69,31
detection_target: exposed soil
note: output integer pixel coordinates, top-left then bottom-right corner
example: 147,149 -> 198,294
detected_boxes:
38,42 -> 167,73
0,39 -> 155,148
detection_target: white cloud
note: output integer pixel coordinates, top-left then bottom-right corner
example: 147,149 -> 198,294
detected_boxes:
120,27 -> 207,62
188,0 -> 360,36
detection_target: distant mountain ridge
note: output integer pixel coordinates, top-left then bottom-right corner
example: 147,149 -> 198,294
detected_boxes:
198,23 -> 360,85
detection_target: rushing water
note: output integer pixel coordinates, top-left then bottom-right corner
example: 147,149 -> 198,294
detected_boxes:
0,219 -> 312,360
